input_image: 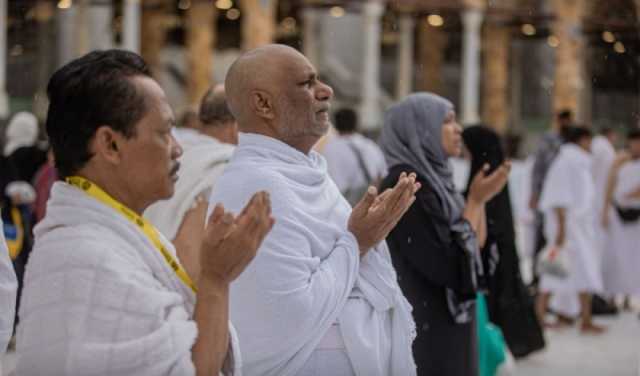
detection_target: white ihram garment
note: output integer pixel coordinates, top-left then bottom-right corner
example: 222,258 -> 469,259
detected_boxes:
539,144 -> 603,294
16,182 -> 241,375
0,214 -> 18,353
209,133 -> 416,376
145,133 -> 234,240
602,160 -> 640,294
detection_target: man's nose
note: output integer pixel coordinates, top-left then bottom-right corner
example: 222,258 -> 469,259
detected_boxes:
317,80 -> 333,101
170,134 -> 183,159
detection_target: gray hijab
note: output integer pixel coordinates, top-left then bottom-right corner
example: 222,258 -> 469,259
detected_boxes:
380,92 -> 464,225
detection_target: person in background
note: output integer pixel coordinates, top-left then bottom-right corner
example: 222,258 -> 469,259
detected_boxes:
32,149 -> 57,223
529,109 -> 573,288
322,108 -> 387,205
145,85 -> 238,281
536,126 -> 605,334
462,125 -> 545,359
602,129 -> 640,309
173,106 -> 203,148
3,111 -> 47,184
380,93 -> 510,376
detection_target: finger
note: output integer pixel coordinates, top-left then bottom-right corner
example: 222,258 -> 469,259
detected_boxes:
205,211 -> 235,246
206,203 -> 225,227
239,192 -> 261,218
354,186 -> 378,213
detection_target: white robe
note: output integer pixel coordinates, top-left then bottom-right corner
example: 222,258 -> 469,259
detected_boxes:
209,133 -> 416,376
16,182 -> 241,376
539,144 -> 603,294
145,133 -> 234,239
602,160 -> 640,294
0,214 -> 17,353
322,133 -> 387,194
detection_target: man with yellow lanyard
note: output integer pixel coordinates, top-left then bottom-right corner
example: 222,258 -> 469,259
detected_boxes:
16,50 -> 273,376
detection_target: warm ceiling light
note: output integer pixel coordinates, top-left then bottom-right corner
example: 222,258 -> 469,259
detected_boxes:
329,6 -> 345,18
427,14 -> 444,27
282,17 -> 296,28
521,23 -> 536,36
614,41 -> 625,53
602,30 -> 616,43
226,8 -> 240,20
547,35 -> 559,48
216,0 -> 233,10
57,0 -> 72,9
178,0 -> 191,10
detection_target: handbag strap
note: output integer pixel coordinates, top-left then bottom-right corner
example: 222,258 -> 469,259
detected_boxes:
346,140 -> 374,184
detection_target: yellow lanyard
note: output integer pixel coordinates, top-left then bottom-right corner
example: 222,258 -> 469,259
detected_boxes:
6,207 -> 24,260
66,176 -> 197,293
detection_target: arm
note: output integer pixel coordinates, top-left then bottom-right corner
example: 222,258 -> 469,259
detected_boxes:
192,279 -> 231,376
463,198 -> 486,248
554,207 -> 567,248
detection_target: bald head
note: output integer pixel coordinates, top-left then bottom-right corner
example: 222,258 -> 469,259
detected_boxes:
225,44 -> 305,128
224,44 -> 334,153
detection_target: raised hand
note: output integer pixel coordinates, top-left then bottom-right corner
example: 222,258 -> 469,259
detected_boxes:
348,172 -> 420,255
468,161 -> 511,204
200,192 -> 274,285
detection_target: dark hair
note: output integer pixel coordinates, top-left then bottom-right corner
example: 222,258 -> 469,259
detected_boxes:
557,109 -> 573,121
564,126 -> 592,144
599,126 -> 615,136
627,128 -> 640,141
199,87 -> 235,127
334,108 -> 358,134
46,49 -> 151,178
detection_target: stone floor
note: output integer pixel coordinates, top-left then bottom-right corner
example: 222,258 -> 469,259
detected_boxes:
2,312 -> 638,376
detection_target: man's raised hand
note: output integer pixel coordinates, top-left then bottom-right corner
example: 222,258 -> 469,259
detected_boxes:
348,172 -> 420,255
200,192 -> 274,285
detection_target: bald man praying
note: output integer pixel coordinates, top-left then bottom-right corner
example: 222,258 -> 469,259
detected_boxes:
208,44 -> 420,375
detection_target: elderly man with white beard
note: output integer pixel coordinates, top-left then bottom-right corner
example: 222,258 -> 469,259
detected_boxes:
209,44 -> 420,376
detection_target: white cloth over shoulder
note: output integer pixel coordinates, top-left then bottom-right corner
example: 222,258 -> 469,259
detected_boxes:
16,182 -> 241,376
209,133 -> 416,376
539,144 -> 603,294
0,214 -> 17,353
322,133 -> 387,193
145,133 -> 234,239
603,160 -> 640,294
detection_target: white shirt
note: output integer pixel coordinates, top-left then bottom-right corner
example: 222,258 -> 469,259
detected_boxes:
322,133 -> 387,194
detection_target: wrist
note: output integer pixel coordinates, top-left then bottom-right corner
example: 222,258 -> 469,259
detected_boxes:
198,275 -> 231,297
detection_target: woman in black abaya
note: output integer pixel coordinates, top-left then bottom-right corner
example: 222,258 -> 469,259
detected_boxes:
462,125 -> 545,358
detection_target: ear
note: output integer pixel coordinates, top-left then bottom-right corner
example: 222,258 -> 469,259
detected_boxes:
92,126 -> 125,165
250,90 -> 275,120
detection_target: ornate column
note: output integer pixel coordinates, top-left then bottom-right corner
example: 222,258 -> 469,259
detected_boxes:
395,14 -> 415,100
301,5 -> 321,66
87,0 -> 114,50
482,21 -> 510,133
416,17 -> 447,94
0,0 -> 8,119
460,1 -> 485,125
122,0 -> 141,52
238,0 -> 278,51
186,0 -> 217,105
551,0 -> 586,121
359,0 -> 384,131
141,0 -> 170,78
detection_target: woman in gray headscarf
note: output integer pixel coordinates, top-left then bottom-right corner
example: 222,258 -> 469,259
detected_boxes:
379,93 -> 510,375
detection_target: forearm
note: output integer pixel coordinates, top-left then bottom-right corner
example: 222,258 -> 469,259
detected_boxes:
476,205 -> 487,248
192,278 -> 230,376
554,208 -> 566,247
463,198 -> 485,243
603,168 -> 618,211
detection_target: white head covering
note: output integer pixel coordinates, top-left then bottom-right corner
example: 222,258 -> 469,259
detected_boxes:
4,112 -> 39,157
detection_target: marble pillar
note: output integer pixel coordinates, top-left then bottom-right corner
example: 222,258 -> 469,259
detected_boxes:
359,0 -> 384,131
395,14 -> 415,100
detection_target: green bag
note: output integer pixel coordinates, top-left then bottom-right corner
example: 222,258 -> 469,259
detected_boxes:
477,293 -> 507,376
